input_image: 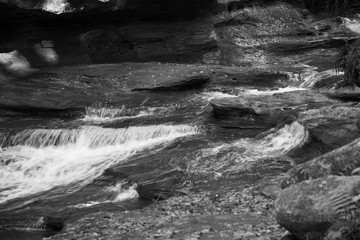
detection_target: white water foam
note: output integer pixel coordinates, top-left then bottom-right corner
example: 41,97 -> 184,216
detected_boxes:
70,184 -> 139,208
203,86 -> 305,100
192,121 -> 308,173
0,125 -> 197,204
42,0 -> 73,14
342,17 -> 360,35
241,86 -> 306,95
203,91 -> 238,100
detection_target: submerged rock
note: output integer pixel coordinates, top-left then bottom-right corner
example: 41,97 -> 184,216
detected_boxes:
281,138 -> 360,189
276,176 -> 360,240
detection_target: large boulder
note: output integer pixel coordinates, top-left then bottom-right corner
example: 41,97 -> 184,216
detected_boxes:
281,138 -> 360,189
276,176 -> 360,240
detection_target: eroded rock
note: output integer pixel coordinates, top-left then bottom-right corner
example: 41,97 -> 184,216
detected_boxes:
276,176 -> 360,240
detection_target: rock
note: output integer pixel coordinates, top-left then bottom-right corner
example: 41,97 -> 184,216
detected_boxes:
33,40 -> 59,65
288,104 -> 360,163
325,91 -> 360,102
281,138 -> 360,189
254,177 -> 284,200
0,50 -> 38,77
209,90 -> 330,129
276,176 -> 360,240
136,183 -> 186,201
132,74 -> 210,92
0,0 -> 357,68
208,66 -> 292,88
300,69 -> 344,89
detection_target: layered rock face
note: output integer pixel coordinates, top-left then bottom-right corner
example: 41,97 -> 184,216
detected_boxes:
1,0 -> 359,72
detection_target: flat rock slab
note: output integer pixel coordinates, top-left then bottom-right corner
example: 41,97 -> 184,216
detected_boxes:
276,175 -> 360,240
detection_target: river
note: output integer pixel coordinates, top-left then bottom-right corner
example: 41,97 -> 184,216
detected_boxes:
0,73 -> 322,239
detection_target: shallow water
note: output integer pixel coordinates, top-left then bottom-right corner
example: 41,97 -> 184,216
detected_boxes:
0,80 -> 318,238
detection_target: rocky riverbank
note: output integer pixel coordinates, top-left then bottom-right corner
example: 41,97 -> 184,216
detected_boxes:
1,0 -> 360,240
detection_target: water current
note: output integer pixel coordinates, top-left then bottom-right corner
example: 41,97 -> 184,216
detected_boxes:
0,74 -> 317,239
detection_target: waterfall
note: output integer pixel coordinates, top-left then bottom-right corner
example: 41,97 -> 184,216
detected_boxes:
0,125 -> 198,204
82,105 -> 171,122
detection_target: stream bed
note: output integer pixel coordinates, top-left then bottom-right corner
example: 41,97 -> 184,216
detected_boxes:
0,65 -> 355,239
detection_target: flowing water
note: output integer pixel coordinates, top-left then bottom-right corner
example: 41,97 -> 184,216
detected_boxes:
0,73 -> 320,239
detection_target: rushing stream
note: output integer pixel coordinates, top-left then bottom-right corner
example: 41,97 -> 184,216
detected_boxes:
0,77 -> 317,239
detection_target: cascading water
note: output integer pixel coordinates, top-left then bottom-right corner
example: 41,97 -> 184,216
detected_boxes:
203,86 -> 307,100
0,125 -> 198,205
82,105 -> 171,122
0,68 -> 330,240
189,121 -> 308,173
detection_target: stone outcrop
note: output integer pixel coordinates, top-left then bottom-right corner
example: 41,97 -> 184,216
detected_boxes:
1,0 -> 359,73
276,175 -> 360,240
281,138 -> 360,189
